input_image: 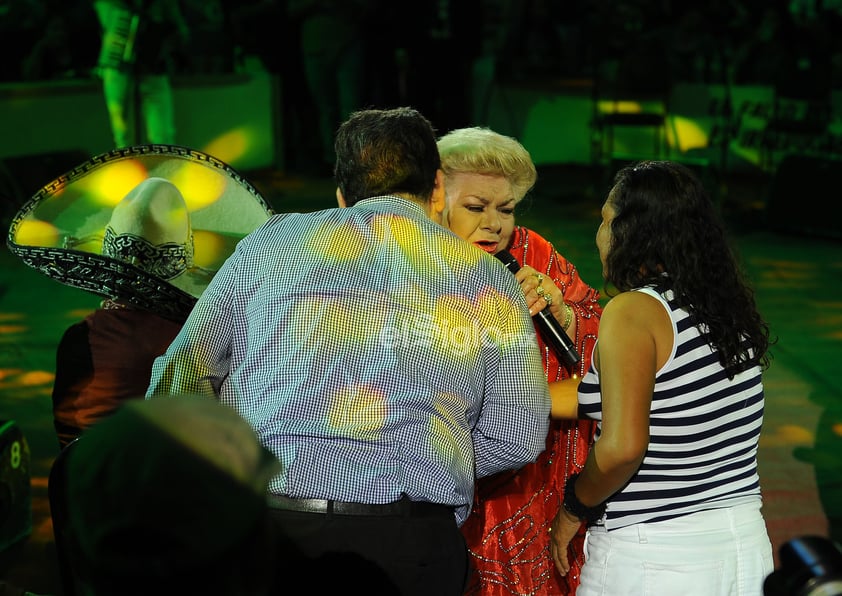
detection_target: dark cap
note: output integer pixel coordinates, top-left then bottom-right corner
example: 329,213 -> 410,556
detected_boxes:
65,396 -> 281,582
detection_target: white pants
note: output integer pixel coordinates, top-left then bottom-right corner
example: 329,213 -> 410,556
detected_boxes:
579,502 -> 774,596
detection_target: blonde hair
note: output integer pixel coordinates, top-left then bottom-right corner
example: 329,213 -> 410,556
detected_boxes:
437,127 -> 537,203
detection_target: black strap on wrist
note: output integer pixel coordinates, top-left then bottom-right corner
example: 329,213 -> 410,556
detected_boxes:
562,472 -> 606,523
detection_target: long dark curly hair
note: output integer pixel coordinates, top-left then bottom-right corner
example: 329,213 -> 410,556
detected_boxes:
603,161 -> 772,377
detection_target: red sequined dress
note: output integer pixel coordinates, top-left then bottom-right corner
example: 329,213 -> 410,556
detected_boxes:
462,226 -> 602,595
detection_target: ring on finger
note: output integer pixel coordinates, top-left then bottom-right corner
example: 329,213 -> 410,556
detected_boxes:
535,273 -> 544,284
536,286 -> 545,297
545,294 -> 553,306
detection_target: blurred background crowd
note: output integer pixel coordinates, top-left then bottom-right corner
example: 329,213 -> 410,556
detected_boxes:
4,0 -> 842,88
3,0 -> 842,177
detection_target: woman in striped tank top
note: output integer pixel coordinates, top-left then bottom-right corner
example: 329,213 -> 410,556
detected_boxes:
547,160 -> 775,595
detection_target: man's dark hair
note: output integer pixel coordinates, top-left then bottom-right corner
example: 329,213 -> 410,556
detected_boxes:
334,107 -> 441,206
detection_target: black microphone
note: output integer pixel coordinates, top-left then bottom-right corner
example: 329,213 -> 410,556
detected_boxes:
495,250 -> 581,368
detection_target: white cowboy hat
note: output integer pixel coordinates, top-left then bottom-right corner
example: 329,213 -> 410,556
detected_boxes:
7,144 -> 274,321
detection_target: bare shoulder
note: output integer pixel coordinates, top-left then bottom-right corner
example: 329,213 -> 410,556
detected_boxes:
601,290 -> 673,367
601,290 -> 666,325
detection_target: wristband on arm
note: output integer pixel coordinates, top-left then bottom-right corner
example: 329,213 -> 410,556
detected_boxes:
562,472 -> 606,523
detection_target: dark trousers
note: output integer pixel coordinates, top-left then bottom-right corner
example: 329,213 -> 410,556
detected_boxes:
268,506 -> 470,595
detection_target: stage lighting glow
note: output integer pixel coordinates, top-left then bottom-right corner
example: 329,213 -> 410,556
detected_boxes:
71,159 -> 149,208
203,130 -> 249,165
12,218 -> 60,247
168,160 -> 228,211
192,229 -> 226,268
671,116 -> 708,152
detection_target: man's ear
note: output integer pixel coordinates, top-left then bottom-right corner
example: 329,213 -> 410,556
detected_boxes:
429,169 -> 446,223
336,187 -> 347,208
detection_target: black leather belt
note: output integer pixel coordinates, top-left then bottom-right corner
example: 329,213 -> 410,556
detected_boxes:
267,494 -> 454,518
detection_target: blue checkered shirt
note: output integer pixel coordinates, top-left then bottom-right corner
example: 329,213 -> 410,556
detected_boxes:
147,196 -> 550,525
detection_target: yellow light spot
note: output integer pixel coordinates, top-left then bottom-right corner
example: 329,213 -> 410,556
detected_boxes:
0,370 -> 56,391
0,325 -> 27,334
0,369 -> 23,382
73,159 -> 150,208
775,424 -> 814,445
383,215 -> 424,252
12,218 -> 60,247
310,222 -> 366,261
203,131 -> 248,165
475,287 -> 530,350
169,161 -> 228,211
327,384 -> 386,439
431,294 -> 480,358
450,245 -> 485,269
430,399 -> 461,464
597,100 -> 645,114
670,116 -> 709,152
373,215 -> 450,275
19,370 -> 55,386
192,229 -> 226,269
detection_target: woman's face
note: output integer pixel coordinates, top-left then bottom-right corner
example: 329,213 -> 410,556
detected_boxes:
596,194 -> 616,278
442,172 -> 516,255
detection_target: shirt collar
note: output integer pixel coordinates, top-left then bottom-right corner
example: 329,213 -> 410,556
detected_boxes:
353,195 -> 428,219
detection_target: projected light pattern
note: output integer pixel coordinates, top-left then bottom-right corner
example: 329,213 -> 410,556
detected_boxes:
7,145 -> 274,320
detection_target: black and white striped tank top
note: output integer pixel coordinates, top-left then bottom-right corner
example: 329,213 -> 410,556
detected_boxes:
578,284 -> 764,530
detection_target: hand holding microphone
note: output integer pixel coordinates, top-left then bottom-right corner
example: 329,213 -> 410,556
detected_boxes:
495,250 -> 581,369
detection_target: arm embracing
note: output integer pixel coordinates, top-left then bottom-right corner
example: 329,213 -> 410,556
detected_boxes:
548,376 -> 581,419
471,287 -> 551,477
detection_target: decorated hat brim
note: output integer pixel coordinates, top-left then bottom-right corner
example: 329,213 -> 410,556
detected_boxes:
7,144 -> 274,321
